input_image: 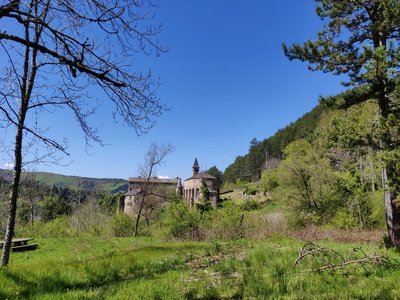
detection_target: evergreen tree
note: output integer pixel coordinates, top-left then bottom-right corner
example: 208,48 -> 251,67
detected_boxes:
196,180 -> 212,213
249,138 -> 261,151
207,166 -> 223,189
283,0 -> 400,247
223,105 -> 324,183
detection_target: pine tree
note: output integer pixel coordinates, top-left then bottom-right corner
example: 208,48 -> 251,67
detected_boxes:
196,180 -> 212,213
283,0 -> 400,246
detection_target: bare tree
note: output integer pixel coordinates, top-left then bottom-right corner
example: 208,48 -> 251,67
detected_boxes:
19,173 -> 48,225
0,0 -> 167,266
263,151 -> 280,171
133,142 -> 174,237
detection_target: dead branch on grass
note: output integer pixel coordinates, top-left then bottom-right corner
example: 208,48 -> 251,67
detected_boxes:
293,242 -> 400,275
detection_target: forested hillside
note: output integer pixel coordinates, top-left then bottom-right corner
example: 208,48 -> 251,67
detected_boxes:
223,104 -> 325,183
0,169 -> 127,193
222,80 -> 399,184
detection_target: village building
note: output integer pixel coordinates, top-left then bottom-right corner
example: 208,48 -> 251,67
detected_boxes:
123,177 -> 181,215
183,158 -> 219,208
123,158 -> 219,215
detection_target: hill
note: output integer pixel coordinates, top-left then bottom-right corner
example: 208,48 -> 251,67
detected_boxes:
223,104 -> 325,183
0,169 -> 127,193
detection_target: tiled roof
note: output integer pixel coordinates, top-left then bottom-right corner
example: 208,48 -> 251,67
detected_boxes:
124,189 -> 141,196
184,172 -> 216,181
128,177 -> 180,184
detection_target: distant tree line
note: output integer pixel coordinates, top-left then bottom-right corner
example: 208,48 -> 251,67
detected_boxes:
223,105 -> 325,183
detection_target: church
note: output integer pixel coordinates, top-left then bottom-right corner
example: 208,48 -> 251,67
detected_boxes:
122,158 -> 219,215
182,158 -> 219,208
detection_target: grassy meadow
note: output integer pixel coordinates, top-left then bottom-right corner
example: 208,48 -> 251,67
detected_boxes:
1,235 -> 400,299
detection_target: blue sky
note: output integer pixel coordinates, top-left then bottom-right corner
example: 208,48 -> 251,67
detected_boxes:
1,1 -> 348,180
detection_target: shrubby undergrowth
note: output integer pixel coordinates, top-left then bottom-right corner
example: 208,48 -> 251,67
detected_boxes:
15,196 -> 290,241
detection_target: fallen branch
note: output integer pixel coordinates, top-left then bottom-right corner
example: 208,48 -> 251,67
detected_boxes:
293,242 -> 400,275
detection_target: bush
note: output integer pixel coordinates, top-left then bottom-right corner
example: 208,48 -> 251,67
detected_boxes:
243,186 -> 258,196
261,170 -> 279,195
368,190 -> 386,229
111,213 -> 136,237
243,211 -> 288,239
240,199 -> 261,211
163,201 -> 202,239
288,211 -> 322,228
330,209 -> 358,229
17,216 -> 78,238
69,201 -> 112,237
205,202 -> 244,240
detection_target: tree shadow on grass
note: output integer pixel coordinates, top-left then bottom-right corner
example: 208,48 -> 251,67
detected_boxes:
0,253 -> 183,299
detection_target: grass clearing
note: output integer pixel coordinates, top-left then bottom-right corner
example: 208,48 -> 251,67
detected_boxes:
1,236 -> 400,299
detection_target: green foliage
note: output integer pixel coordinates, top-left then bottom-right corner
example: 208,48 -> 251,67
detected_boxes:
69,201 -> 112,236
111,213 -> 136,237
368,190 -> 386,228
321,84 -> 377,108
274,101 -> 388,229
240,199 -> 262,211
383,148 -> 400,193
1,237 -> 400,299
164,201 -> 202,239
282,0 -> 400,242
205,202 -> 244,240
39,194 -> 71,222
98,192 -> 124,213
196,180 -> 212,214
32,171 -> 127,193
206,166 -> 223,189
278,139 -> 337,225
243,185 -> 257,196
16,202 -> 33,226
261,169 -> 278,195
331,209 -> 358,229
283,0 -> 400,87
223,105 -> 325,183
17,216 -> 78,238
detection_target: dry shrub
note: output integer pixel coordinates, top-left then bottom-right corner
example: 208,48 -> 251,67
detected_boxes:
243,211 -> 288,240
69,201 -> 112,237
205,203 -> 244,240
289,225 -> 385,243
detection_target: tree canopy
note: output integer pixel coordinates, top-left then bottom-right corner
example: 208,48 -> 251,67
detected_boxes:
283,0 -> 400,247
0,0 -> 166,266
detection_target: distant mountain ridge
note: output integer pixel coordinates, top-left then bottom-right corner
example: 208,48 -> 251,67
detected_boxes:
0,169 -> 127,193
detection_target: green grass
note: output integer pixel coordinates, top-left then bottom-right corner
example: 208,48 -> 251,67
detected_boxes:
1,236 -> 400,299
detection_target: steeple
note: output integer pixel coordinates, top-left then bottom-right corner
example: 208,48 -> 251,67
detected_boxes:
176,178 -> 183,196
192,158 -> 200,175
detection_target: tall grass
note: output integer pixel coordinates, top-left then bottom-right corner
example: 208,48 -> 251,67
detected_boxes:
1,236 -> 400,298
0,237 -> 209,299
241,239 -> 400,299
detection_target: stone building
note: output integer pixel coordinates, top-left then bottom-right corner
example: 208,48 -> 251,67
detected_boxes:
183,158 -> 219,208
123,177 -> 181,215
122,159 -> 219,215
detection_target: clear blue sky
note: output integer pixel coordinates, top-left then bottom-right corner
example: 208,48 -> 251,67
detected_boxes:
1,1 -> 348,180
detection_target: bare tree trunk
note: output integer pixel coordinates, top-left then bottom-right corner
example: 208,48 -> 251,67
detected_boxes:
1,10 -> 36,266
378,74 -> 400,247
1,125 -> 24,266
30,199 -> 35,226
134,195 -> 145,237
0,1 -> 167,266
383,167 -> 400,247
